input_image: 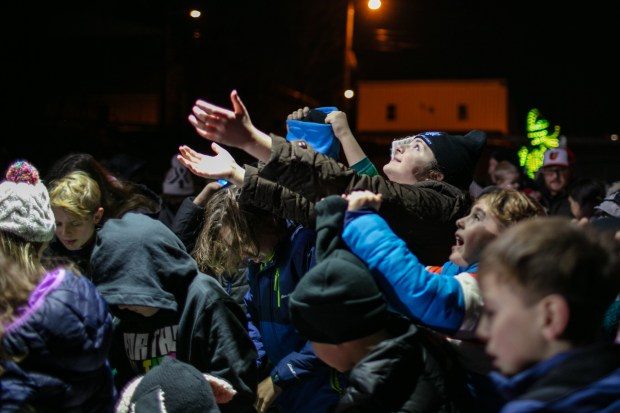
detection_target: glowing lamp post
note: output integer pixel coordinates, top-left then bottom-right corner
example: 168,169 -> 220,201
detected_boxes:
343,0 -> 381,105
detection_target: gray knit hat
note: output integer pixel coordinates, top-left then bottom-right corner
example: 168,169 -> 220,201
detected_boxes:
0,160 -> 55,242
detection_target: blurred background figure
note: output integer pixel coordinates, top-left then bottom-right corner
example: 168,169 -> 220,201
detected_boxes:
568,178 -> 606,220
160,154 -> 196,225
538,148 -> 573,216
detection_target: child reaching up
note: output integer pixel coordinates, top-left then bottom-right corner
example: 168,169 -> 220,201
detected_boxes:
287,106 -> 379,176
342,188 -> 545,335
182,90 -> 487,264
342,188 -> 545,411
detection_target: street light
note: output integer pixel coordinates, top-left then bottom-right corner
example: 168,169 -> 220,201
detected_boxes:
343,0 -> 381,106
368,0 -> 382,10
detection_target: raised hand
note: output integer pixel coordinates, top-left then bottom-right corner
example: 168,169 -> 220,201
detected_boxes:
287,106 -> 310,121
325,111 -> 353,141
177,143 -> 245,186
188,90 -> 272,162
345,190 -> 383,212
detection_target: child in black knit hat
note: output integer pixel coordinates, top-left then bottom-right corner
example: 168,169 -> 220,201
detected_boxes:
180,90 -> 486,265
289,195 -> 471,412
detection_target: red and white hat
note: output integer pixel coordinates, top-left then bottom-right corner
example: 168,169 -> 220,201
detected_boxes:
542,148 -> 569,168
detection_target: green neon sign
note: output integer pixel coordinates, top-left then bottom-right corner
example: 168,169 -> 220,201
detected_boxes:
518,108 -> 560,178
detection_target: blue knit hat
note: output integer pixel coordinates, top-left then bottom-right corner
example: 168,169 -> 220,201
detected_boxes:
286,106 -> 341,159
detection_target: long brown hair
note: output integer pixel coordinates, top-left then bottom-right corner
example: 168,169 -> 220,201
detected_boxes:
193,187 -> 285,275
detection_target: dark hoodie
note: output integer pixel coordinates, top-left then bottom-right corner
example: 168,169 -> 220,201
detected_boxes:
90,213 -> 257,413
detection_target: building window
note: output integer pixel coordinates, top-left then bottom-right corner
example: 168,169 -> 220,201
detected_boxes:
458,104 -> 468,121
386,104 -> 396,121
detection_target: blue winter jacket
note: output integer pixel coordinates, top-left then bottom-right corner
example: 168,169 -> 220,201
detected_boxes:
492,343 -> 620,412
0,268 -> 115,412
244,223 -> 344,413
343,210 -> 482,334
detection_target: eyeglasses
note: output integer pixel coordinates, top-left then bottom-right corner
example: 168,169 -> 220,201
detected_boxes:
542,167 -> 568,177
390,135 -> 425,158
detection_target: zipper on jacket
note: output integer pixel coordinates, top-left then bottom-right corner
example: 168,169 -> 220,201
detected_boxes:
273,267 -> 281,308
329,368 -> 343,395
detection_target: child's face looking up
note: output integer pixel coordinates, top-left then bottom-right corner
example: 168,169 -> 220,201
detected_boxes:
383,137 -> 437,185
450,199 -> 503,267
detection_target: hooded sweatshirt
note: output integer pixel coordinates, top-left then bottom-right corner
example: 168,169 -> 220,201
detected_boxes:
91,213 -> 257,413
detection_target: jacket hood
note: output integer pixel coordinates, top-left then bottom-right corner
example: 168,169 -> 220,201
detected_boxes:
91,213 -> 198,312
1,269 -> 115,410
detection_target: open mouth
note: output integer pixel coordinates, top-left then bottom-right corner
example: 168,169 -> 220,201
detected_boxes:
454,234 -> 464,247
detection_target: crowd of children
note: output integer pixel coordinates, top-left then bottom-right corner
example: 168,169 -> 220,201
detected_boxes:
1,91 -> 619,412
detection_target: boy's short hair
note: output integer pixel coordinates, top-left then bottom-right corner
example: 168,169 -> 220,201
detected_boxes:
49,171 -> 101,220
479,217 -> 620,344
478,188 -> 545,227
492,160 -> 519,183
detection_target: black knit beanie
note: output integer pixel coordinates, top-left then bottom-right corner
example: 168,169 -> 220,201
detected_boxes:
117,357 -> 219,413
289,196 -> 388,344
418,130 -> 486,189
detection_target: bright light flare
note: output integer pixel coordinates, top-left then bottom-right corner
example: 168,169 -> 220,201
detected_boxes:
368,0 -> 382,10
344,89 -> 355,99
190,10 -> 202,18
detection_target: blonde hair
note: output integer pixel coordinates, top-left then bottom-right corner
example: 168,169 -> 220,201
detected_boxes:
0,231 -> 45,277
0,234 -> 44,363
49,171 -> 102,220
478,189 -> 546,227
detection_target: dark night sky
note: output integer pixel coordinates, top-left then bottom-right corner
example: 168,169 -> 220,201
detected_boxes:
1,1 -> 618,181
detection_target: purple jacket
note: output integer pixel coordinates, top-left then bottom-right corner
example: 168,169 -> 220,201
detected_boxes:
1,268 -> 115,412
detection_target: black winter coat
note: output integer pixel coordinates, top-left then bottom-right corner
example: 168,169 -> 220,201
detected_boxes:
336,317 -> 471,413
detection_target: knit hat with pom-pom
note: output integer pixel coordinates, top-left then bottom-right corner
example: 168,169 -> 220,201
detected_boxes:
0,160 -> 55,242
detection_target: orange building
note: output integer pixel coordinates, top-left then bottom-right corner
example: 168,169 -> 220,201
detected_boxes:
356,79 -> 508,138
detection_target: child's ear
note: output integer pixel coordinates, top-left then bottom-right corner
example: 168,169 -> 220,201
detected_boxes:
539,294 -> 570,341
93,207 -> 104,224
428,170 -> 444,181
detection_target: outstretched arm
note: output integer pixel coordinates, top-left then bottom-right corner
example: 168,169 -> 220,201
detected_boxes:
177,143 -> 246,187
343,191 -> 467,333
288,108 -> 378,176
189,90 -> 272,162
325,110 -> 370,168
